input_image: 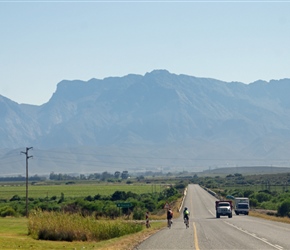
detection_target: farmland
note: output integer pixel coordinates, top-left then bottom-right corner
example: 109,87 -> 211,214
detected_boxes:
0,179 -> 179,249
0,182 -> 164,200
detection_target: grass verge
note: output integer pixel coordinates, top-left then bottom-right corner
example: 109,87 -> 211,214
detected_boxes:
0,197 -> 179,249
250,210 -> 290,224
0,217 -> 165,250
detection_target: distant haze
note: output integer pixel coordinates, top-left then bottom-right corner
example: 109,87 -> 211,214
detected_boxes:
1,70 -> 290,176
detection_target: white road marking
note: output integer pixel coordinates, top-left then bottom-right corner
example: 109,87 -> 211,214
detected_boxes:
225,221 -> 283,250
208,209 -> 215,216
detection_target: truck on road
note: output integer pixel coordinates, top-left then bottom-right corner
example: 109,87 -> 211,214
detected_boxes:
215,200 -> 232,218
234,197 -> 250,215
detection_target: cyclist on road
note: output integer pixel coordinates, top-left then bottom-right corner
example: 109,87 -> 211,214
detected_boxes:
183,207 -> 190,228
167,208 -> 173,228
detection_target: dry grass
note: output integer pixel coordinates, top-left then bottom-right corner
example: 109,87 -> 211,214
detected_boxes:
250,210 -> 290,224
96,221 -> 166,250
28,210 -> 144,241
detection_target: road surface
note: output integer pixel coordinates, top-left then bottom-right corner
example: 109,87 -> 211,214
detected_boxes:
134,184 -> 290,250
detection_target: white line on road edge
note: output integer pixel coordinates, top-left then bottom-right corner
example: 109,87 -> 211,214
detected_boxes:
178,187 -> 187,212
208,209 -> 215,217
224,221 -> 283,250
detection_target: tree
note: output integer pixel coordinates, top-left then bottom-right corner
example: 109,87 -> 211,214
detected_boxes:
121,171 -> 129,179
137,175 -> 145,181
255,192 -> 271,203
114,171 -> 121,179
143,198 -> 156,212
163,187 -> 178,198
111,191 -> 126,201
101,171 -> 113,181
278,200 -> 290,217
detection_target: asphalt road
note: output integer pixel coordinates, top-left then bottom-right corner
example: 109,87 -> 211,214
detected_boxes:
134,184 -> 290,250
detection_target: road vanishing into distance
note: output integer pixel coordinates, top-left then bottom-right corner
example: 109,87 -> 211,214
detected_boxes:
134,184 -> 290,250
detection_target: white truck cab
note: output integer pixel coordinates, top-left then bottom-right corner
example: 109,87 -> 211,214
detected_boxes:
215,200 -> 233,218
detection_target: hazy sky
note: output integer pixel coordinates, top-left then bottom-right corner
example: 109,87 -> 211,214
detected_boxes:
1,1 -> 290,105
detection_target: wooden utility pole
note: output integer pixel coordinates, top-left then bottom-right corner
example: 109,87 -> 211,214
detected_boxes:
21,147 -> 33,217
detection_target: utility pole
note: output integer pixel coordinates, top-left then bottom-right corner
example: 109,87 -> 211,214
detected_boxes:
21,147 -> 33,217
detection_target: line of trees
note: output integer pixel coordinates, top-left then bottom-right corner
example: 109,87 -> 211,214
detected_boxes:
0,171 -> 131,182
0,183 -> 184,218
49,171 -> 130,181
0,175 -> 45,182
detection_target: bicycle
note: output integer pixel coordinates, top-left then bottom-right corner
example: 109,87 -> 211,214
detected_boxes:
184,217 -> 189,228
146,219 -> 150,228
167,218 -> 172,228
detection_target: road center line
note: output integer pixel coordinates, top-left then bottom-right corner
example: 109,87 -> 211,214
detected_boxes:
193,222 -> 200,250
190,187 -> 200,250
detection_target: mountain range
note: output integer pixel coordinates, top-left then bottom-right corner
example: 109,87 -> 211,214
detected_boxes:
1,69 -> 290,176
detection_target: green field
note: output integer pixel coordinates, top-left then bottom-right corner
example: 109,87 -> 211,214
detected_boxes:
0,182 -> 165,200
0,182 -> 168,249
222,184 -> 289,193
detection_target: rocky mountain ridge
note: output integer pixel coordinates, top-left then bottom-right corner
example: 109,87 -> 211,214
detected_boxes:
1,70 -> 290,175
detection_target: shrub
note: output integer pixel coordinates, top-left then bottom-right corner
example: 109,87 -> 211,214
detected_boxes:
175,183 -> 186,189
243,190 -> 254,197
28,210 -> 143,242
163,187 -> 178,198
10,195 -> 21,201
249,197 -> 258,207
133,207 -> 146,220
142,198 -> 156,212
255,193 -> 271,203
0,206 -> 16,217
103,203 -> 120,219
277,200 -> 290,217
111,191 -> 126,201
260,201 -> 278,210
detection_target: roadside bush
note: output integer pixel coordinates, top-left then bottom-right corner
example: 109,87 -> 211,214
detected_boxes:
10,195 -> 21,201
175,182 -> 186,190
140,198 -> 155,212
231,190 -> 243,197
260,201 -> 278,210
103,203 -> 119,219
111,191 -> 127,201
248,196 -> 258,207
243,190 -> 254,197
277,200 -> 290,217
255,192 -> 271,203
157,200 -> 167,209
163,187 -> 178,198
0,206 -> 17,217
133,207 -> 146,220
